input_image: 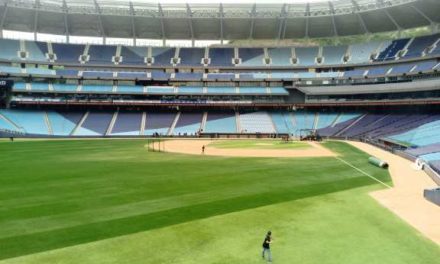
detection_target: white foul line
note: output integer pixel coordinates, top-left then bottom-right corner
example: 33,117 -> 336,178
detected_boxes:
334,156 -> 392,189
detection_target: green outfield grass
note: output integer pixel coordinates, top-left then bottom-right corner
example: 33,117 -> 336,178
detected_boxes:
209,139 -> 310,149
0,139 -> 438,263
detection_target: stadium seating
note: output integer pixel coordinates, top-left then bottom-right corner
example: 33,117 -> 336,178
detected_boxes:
403,34 -> 439,58
295,47 -> 318,66
238,48 -> 265,66
88,45 -> 117,64
321,45 -> 347,65
388,118 -> 440,147
81,85 -> 113,93
292,111 -> 315,132
117,85 -> 144,94
206,87 -> 236,94
30,83 -> 50,91
348,41 -> 381,64
413,60 -> 437,72
111,112 -> 142,136
53,84 -> 78,92
47,112 -> 83,136
343,69 -> 366,78
238,87 -> 267,95
178,87 -> 204,94
366,66 -> 390,76
0,39 -> 20,60
268,48 -> 291,66
174,72 -> 203,81
172,113 -> 203,135
25,41 -> 48,62
316,113 -> 339,129
239,112 -> 276,133
204,112 -> 237,133
0,109 -> 48,135
120,46 -> 147,65
117,71 -> 147,79
75,112 -> 113,136
270,112 -> 295,134
82,71 -> 113,78
389,63 -> 416,75
144,113 -> 176,135
179,48 -> 204,66
52,43 -> 85,63
209,48 -> 234,66
152,48 -> 175,66
207,73 -> 235,81
376,38 -> 410,61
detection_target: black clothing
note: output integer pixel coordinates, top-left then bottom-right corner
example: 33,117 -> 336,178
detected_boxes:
262,235 -> 271,249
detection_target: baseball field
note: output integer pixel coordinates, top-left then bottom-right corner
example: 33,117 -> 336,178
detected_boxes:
0,139 -> 439,263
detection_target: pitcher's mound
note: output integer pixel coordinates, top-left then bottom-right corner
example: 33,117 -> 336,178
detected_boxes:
153,139 -> 337,158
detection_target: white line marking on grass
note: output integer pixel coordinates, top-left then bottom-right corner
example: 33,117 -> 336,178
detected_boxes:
334,157 -> 392,189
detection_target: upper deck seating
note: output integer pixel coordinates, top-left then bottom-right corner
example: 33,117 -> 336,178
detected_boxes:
25,41 -> 48,62
88,45 -> 116,65
404,34 -> 439,58
238,48 -> 265,66
152,48 -> 175,66
0,39 -> 20,61
348,41 -> 381,64
321,45 -> 347,65
179,48 -> 204,66
120,46 -> 147,65
376,38 -> 410,61
52,43 -> 84,63
295,47 -> 318,66
268,48 -> 291,66
209,48 -> 234,67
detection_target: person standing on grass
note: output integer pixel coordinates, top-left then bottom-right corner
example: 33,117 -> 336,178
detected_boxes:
262,231 -> 273,262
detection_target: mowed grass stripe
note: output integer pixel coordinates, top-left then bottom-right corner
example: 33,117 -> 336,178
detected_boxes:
0,140 -> 391,260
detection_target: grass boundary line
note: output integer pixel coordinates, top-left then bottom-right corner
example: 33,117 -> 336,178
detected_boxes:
334,156 -> 392,189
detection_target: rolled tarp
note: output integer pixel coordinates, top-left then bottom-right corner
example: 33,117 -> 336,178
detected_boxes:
368,156 -> 389,168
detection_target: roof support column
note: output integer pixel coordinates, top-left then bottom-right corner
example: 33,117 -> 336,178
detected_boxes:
62,0 -> 69,43
33,0 -> 40,41
219,3 -> 224,45
0,2 -> 9,39
384,8 -> 401,32
158,3 -> 166,47
186,4 -> 194,47
249,3 -> 256,39
129,1 -> 136,46
93,0 -> 105,44
277,4 -> 287,42
329,2 -> 338,37
305,3 -> 310,39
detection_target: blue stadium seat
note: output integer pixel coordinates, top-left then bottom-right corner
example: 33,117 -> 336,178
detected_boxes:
295,47 -> 318,66
179,48 -> 204,66
52,43 -> 84,63
238,48 -> 265,66
120,46 -> 147,65
88,45 -> 116,64
209,48 -> 234,67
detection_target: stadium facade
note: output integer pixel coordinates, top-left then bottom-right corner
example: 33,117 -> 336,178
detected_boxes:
1,0 -> 440,175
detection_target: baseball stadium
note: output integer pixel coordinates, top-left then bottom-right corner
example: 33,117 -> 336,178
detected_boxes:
0,0 -> 439,263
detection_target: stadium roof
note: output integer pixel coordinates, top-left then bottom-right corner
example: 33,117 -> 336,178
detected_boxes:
0,0 -> 439,41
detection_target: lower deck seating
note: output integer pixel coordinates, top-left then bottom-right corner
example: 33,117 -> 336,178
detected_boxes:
144,113 -> 176,135
172,113 -> 203,136
204,112 -> 237,133
239,112 -> 276,133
